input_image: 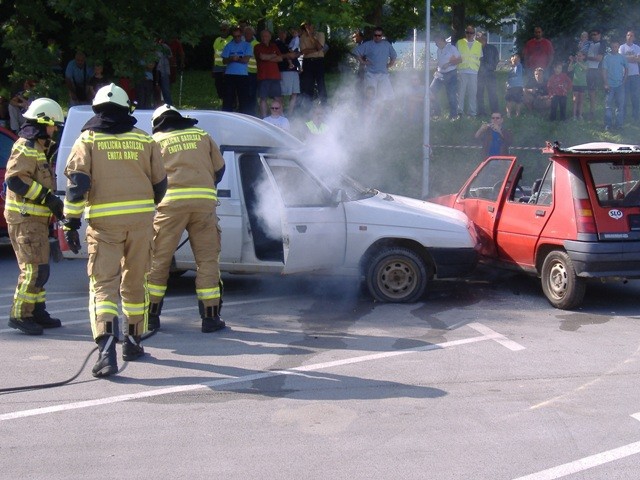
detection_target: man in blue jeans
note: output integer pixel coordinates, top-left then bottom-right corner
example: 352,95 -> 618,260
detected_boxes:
602,39 -> 628,131
430,33 -> 461,119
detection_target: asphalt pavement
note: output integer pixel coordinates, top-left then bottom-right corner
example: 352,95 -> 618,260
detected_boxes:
1,247 -> 640,479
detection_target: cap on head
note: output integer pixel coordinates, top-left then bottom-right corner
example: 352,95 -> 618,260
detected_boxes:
92,83 -> 134,114
151,104 -> 181,126
23,98 -> 65,127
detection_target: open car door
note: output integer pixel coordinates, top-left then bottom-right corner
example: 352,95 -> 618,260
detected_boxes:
449,156 -> 518,258
261,155 -> 347,274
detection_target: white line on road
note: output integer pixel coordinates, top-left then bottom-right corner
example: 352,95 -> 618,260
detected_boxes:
512,440 -> 640,480
467,322 -> 526,351
0,329 -> 511,421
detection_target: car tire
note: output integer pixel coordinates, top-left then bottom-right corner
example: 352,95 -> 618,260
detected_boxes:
366,247 -> 430,303
540,250 -> 586,309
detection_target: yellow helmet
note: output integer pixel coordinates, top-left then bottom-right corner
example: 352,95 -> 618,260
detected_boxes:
23,98 -> 65,126
92,83 -> 134,113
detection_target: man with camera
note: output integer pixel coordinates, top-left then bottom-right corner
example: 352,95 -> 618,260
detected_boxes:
474,112 -> 512,156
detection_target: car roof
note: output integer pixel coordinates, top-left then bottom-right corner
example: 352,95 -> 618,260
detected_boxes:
551,142 -> 640,158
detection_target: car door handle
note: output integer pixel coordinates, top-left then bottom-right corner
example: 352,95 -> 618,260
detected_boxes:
295,225 -> 307,233
535,210 -> 545,217
487,205 -> 495,213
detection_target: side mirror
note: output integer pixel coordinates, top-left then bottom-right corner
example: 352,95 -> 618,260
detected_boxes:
330,188 -> 346,206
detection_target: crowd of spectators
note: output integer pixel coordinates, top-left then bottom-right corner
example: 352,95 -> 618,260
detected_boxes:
428,25 -> 639,133
5,23 -> 639,139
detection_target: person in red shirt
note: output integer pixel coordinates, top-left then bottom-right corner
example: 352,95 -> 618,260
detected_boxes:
254,29 -> 283,117
523,26 -> 555,81
547,62 -> 572,121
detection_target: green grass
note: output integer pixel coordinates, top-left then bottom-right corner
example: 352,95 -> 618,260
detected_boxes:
129,69 -> 640,200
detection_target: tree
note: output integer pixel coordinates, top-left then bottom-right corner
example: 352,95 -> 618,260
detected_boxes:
1,0 -> 216,94
516,0 -> 640,63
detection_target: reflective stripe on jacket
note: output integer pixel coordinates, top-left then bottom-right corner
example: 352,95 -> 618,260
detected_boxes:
64,127 -> 166,225
152,126 -> 225,212
3,137 -> 54,225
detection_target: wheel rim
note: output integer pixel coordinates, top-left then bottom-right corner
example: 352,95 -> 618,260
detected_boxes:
547,260 -> 568,299
376,257 -> 418,300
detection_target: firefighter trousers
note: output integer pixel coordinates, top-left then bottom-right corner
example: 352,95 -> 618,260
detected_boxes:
148,208 -> 221,310
86,221 -> 154,339
8,219 -> 50,319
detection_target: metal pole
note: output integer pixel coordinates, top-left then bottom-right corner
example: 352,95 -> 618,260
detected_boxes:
422,0 -> 431,198
413,28 -> 417,69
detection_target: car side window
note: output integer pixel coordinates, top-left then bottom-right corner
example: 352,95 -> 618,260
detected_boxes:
0,129 -> 14,169
530,164 -> 553,206
463,158 -> 512,201
265,157 -> 329,207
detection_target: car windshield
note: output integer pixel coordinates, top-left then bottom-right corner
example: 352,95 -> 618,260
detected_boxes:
587,159 -> 640,207
330,174 -> 378,201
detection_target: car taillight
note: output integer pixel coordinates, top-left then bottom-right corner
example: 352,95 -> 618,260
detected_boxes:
573,198 -> 596,233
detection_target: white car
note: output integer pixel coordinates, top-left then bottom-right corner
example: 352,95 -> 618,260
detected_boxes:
55,106 -> 479,303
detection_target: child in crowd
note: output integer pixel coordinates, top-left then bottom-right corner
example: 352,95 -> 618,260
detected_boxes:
547,62 -> 573,121
577,31 -> 590,55
505,53 -> 524,118
568,51 -> 587,120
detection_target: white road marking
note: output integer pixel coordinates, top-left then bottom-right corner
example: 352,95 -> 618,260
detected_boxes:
467,322 -> 526,351
0,329 -> 514,421
0,297 -> 289,334
512,439 -> 640,480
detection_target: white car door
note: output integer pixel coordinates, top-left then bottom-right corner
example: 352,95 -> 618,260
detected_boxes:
261,155 -> 347,273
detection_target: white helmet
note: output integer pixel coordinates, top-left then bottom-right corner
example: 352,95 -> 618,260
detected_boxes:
92,83 -> 134,113
23,98 -> 65,126
151,104 -> 180,125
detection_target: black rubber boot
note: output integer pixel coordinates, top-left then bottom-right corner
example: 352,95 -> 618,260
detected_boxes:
33,302 -> 62,328
200,303 -> 225,333
122,335 -> 145,361
148,300 -> 163,331
8,317 -> 44,335
92,335 -> 118,378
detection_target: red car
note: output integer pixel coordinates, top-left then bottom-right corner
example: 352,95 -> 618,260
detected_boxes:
431,142 -> 640,309
0,126 -> 18,242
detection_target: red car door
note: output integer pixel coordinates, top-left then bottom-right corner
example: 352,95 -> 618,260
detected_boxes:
448,157 -> 517,258
494,162 -> 555,269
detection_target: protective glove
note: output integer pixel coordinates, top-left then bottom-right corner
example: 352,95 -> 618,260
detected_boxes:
36,190 -> 65,220
63,218 -> 82,254
44,192 -> 65,220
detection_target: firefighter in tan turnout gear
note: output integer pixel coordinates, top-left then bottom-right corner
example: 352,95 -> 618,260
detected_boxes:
4,98 -> 66,335
63,83 -> 167,378
147,105 -> 226,333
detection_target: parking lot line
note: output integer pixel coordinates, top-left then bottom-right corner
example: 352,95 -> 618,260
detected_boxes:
467,322 -> 526,351
0,328 -> 513,422
512,439 -> 640,480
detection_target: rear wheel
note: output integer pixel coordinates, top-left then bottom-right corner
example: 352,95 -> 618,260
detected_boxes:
540,250 -> 586,309
366,247 -> 430,303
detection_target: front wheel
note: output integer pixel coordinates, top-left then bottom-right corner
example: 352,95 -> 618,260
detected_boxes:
366,247 -> 431,303
540,250 -> 586,309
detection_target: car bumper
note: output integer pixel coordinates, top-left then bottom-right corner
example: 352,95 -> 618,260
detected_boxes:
430,247 -> 478,278
564,240 -> 640,278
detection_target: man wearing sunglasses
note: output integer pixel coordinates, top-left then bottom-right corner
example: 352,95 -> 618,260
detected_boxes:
455,25 -> 483,117
353,26 -> 397,102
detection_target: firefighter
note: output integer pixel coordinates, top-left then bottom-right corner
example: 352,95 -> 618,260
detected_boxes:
147,104 -> 225,333
4,98 -> 65,335
63,83 -> 167,378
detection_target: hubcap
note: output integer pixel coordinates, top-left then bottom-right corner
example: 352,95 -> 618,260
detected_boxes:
377,258 -> 417,300
548,261 -> 568,298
